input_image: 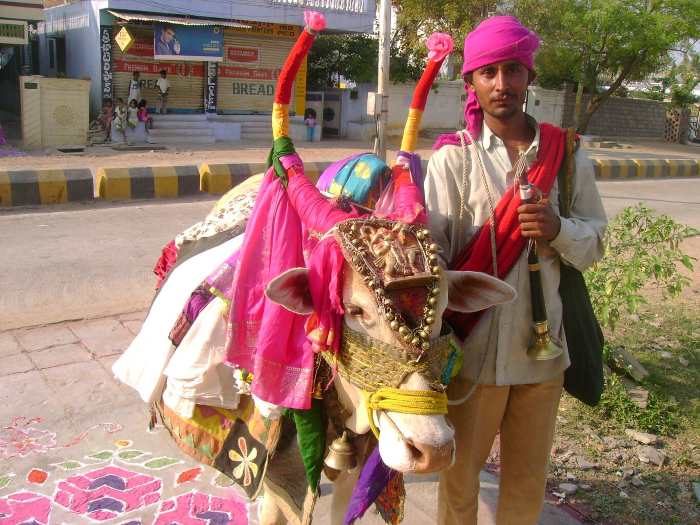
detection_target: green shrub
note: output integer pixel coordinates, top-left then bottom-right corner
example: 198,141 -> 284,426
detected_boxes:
585,204 -> 697,331
596,374 -> 680,435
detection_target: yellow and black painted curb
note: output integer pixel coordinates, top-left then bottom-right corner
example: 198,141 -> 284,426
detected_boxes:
0,169 -> 93,207
199,161 -> 332,194
96,165 -> 200,200
593,158 -> 699,179
199,162 -> 267,195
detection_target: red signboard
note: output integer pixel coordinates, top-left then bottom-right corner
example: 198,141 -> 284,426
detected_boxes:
227,47 -> 259,63
219,65 -> 280,80
114,59 -> 205,77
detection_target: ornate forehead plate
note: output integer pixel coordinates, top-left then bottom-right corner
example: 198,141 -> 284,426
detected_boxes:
334,218 -> 442,359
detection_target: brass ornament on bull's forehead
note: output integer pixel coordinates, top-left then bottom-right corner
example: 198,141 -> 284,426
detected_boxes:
334,218 -> 442,358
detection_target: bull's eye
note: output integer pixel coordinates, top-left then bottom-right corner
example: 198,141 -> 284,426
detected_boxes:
346,304 -> 363,317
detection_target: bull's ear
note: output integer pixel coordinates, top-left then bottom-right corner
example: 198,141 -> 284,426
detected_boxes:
445,270 -> 516,313
265,268 -> 314,315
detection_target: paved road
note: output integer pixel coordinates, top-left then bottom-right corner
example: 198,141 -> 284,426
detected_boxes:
1,179 -> 698,330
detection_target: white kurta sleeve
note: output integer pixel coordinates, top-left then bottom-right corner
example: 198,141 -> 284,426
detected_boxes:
549,147 -> 608,271
424,148 -> 465,267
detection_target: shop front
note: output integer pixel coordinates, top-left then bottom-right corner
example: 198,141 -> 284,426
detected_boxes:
104,12 -> 306,116
217,23 -> 306,116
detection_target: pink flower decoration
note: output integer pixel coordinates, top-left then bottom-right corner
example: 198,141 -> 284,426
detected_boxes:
426,32 -> 454,62
304,11 -> 327,33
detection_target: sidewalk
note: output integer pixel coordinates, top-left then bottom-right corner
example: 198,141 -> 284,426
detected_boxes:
0,312 -> 582,524
1,136 -> 697,173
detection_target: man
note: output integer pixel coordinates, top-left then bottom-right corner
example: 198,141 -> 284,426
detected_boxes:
128,71 -> 141,105
155,25 -> 180,56
156,70 -> 171,115
424,16 -> 607,524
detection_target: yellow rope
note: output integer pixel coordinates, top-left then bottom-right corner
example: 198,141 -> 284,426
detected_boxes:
362,387 -> 448,438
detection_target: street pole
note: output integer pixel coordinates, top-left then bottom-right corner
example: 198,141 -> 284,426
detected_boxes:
375,0 -> 391,161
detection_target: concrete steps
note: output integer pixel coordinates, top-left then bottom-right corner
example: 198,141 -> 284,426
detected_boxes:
145,113 -> 294,143
149,114 -> 215,145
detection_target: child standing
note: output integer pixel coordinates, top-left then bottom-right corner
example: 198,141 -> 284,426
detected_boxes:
113,98 -> 128,141
156,70 -> 171,114
137,100 -> 152,130
128,72 -> 141,106
127,99 -> 139,129
304,108 -> 316,142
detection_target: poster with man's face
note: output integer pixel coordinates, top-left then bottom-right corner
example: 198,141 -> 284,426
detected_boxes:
153,24 -> 223,62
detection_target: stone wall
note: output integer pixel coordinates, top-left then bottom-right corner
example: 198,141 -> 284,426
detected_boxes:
560,87 -> 667,139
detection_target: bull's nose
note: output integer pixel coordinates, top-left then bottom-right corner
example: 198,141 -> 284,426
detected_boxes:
406,438 -> 455,474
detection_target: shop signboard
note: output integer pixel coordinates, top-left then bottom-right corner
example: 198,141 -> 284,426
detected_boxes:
100,26 -> 114,101
205,61 -> 218,113
153,24 -> 223,62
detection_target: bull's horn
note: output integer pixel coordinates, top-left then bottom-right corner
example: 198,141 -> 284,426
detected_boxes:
272,11 -> 327,142
399,33 -> 454,154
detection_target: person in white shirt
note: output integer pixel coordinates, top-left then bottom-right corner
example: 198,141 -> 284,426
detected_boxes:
156,70 -> 171,114
424,16 -> 607,525
128,71 -> 141,106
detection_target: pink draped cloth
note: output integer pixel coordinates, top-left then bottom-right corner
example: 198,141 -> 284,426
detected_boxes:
225,153 -> 427,408
435,15 -> 540,149
225,158 -> 312,409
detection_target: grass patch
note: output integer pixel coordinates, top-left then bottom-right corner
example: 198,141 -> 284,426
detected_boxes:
596,373 -> 681,435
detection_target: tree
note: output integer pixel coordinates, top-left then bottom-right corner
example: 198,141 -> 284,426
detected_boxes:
307,33 -> 423,90
514,0 -> 700,132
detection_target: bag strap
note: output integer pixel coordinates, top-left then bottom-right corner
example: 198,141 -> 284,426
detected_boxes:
557,127 -> 577,219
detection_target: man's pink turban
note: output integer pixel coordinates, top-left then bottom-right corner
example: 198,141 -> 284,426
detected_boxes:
462,16 -> 540,139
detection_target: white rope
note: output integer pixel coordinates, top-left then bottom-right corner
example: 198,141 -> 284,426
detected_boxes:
448,130 -> 530,406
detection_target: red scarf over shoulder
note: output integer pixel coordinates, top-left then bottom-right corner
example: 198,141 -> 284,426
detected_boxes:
447,123 -> 567,340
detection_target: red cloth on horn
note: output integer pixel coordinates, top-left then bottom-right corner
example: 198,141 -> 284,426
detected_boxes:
446,123 -> 566,340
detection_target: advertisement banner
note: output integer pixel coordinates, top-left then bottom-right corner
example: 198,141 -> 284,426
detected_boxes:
154,24 -> 223,62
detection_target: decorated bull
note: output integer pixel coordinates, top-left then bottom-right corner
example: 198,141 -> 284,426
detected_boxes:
113,13 -> 515,525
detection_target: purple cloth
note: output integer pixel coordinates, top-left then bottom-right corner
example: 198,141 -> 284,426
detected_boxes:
398,150 -> 424,194
343,447 -> 397,524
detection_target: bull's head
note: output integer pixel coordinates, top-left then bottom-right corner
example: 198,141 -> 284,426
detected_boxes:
266,217 -> 515,473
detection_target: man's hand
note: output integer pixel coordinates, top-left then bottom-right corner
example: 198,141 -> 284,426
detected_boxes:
517,200 -> 561,240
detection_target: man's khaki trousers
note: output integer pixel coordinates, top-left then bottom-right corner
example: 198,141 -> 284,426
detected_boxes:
438,374 -> 564,525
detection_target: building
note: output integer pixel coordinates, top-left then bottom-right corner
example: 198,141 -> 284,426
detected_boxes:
1,0 -> 43,119
38,0 -> 375,124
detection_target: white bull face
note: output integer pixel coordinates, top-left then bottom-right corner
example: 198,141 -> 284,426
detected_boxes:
266,259 -> 515,474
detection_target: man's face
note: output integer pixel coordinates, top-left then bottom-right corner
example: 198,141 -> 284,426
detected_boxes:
467,60 -> 531,120
162,28 -> 175,43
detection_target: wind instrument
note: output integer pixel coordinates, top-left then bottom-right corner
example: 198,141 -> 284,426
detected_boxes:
515,149 -> 564,361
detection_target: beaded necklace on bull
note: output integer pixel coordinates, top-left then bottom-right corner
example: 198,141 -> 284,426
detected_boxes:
339,220 -> 441,357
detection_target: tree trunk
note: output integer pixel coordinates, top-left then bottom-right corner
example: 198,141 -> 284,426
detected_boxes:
576,96 -> 603,134
576,57 -> 641,134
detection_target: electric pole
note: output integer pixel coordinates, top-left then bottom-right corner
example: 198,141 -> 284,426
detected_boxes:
375,0 -> 391,161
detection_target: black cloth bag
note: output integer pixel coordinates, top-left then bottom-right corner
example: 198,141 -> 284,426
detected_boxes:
558,128 -> 605,406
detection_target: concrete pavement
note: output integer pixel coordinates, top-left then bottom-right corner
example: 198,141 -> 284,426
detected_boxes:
0,312 -> 582,525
